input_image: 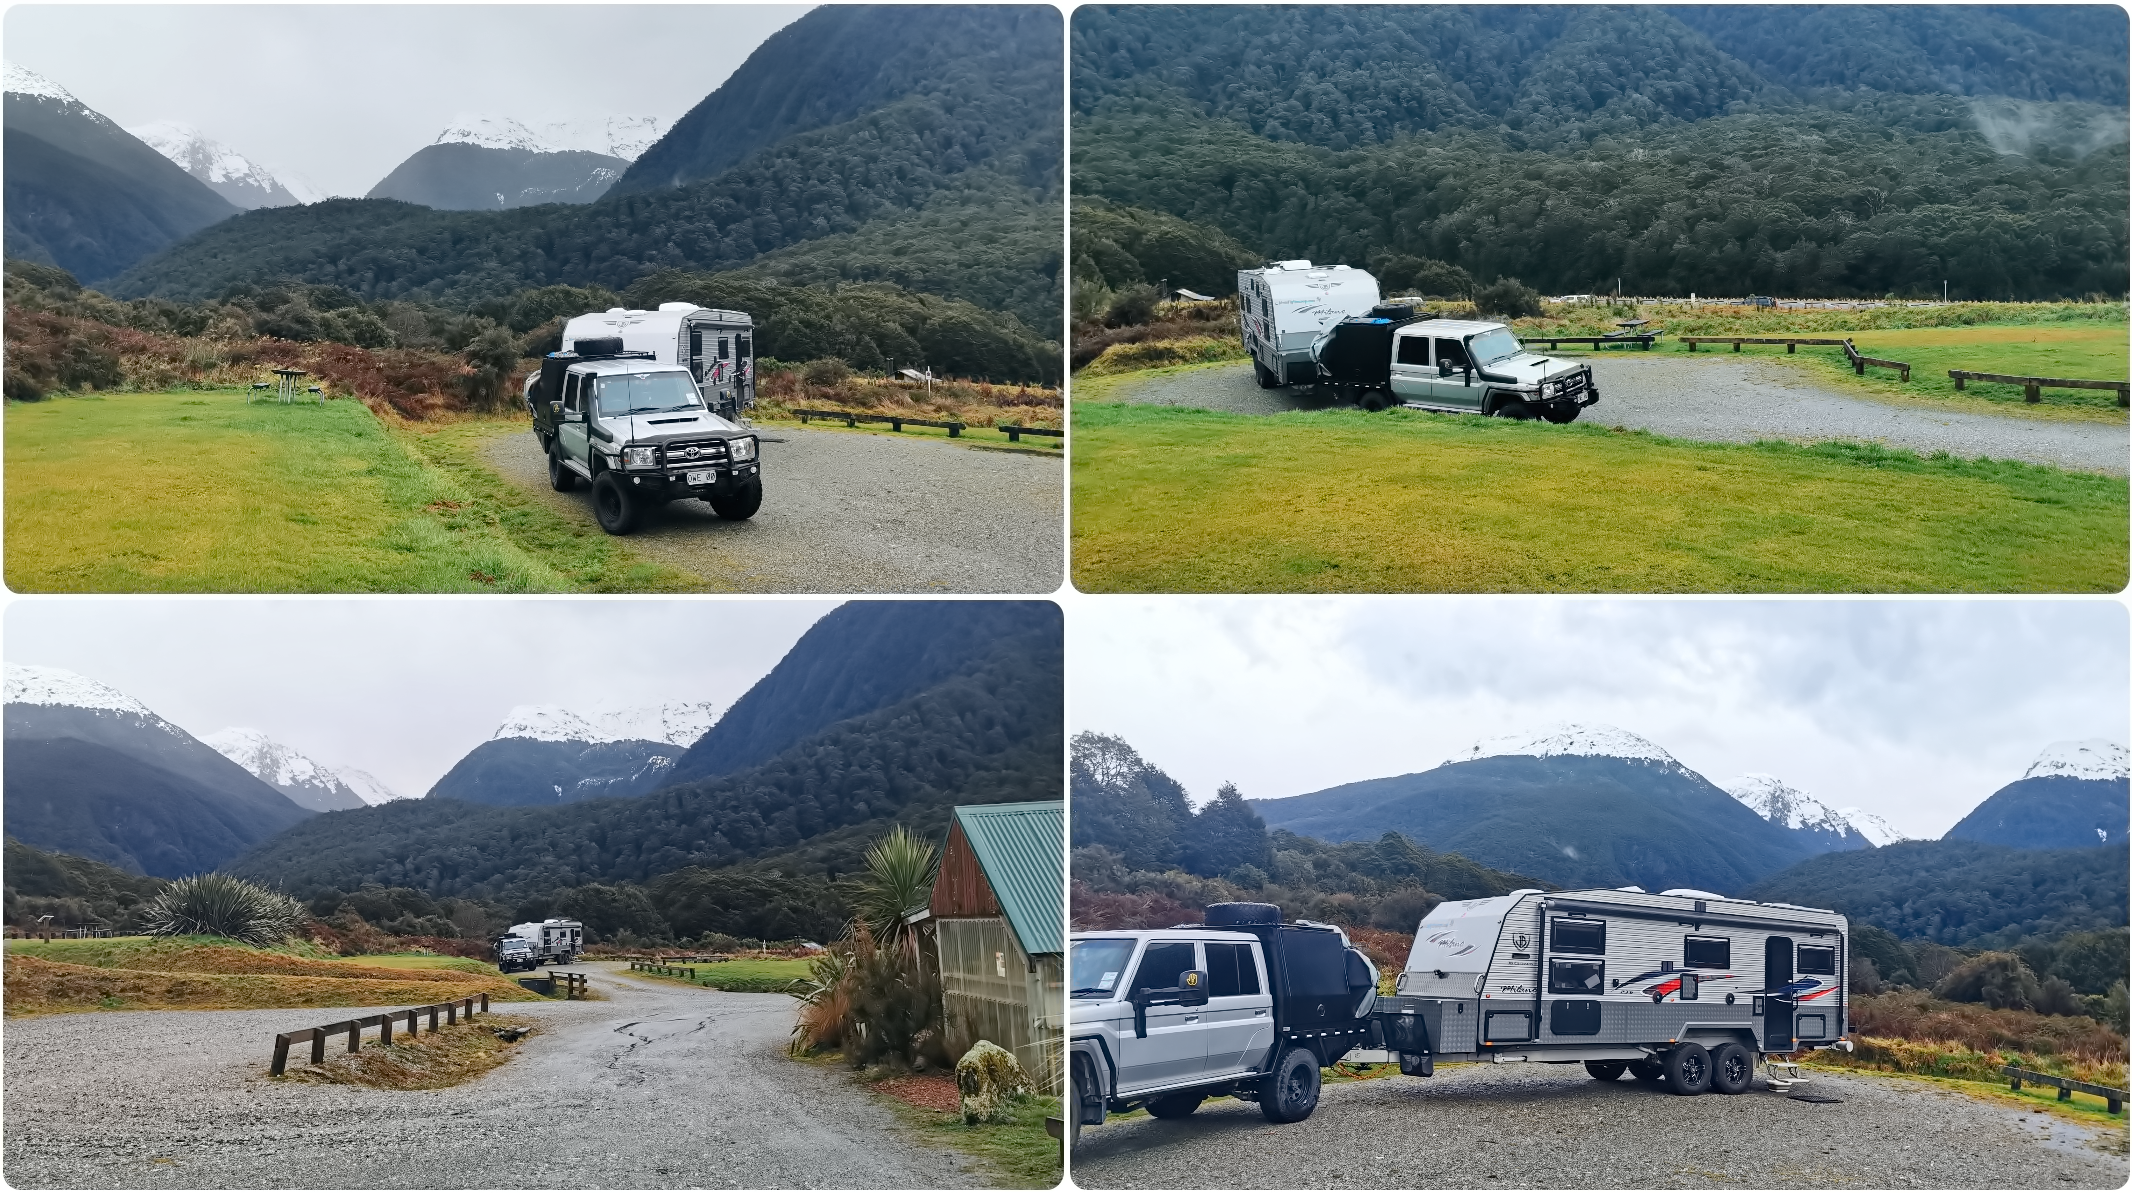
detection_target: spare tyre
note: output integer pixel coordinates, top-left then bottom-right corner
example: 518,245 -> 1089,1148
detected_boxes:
1205,902 -> 1281,927
574,336 -> 625,356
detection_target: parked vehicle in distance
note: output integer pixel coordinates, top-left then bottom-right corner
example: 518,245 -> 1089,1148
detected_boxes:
494,918 -> 584,972
524,339 -> 763,535
562,303 -> 756,419
1376,887 -> 1851,1096
1238,261 -> 1381,387
1066,903 -> 1380,1149
1312,312 -> 1600,422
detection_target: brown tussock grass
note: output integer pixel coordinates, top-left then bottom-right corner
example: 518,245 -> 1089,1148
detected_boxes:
3,955 -> 535,1017
278,1016 -> 537,1090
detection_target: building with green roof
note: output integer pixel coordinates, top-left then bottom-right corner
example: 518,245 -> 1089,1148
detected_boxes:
927,800 -> 1063,1092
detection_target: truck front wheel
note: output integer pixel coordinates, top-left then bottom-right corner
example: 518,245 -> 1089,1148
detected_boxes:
710,478 -> 763,521
1260,1044 -> 1323,1123
591,474 -> 640,535
1542,404 -> 1581,424
548,447 -> 576,493
1069,1062 -> 1090,1153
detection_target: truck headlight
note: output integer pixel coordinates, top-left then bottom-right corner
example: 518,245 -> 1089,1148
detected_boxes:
729,436 -> 757,462
622,446 -> 658,469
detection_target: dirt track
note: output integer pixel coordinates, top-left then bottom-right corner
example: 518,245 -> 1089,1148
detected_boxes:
2,964 -> 983,1189
1103,357 -> 2128,475
484,424 -> 1063,592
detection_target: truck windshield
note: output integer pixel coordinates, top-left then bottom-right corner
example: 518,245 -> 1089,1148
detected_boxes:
1071,938 -> 1137,997
593,372 -> 703,418
1469,328 -> 1524,365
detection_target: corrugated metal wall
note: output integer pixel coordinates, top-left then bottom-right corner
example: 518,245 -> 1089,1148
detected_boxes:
938,917 -> 1062,1093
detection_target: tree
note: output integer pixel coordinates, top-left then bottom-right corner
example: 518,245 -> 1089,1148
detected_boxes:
1069,732 -> 1193,871
1183,782 -> 1274,877
461,326 -> 522,413
852,825 -> 937,958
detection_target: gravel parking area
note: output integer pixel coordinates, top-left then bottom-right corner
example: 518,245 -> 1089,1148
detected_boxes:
3,965 -> 983,1189
1070,1063 -> 2128,1189
485,425 -> 1062,592
1102,358 -> 2128,475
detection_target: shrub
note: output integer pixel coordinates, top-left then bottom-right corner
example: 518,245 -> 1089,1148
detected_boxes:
1935,951 -> 2043,1010
1474,277 -> 1544,319
140,873 -> 305,947
802,357 -> 852,388
1104,284 -> 1162,328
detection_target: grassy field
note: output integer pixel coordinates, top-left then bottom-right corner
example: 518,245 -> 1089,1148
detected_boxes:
628,956 -> 813,993
3,935 -> 535,1016
1070,400 -> 2127,593
3,391 -> 695,592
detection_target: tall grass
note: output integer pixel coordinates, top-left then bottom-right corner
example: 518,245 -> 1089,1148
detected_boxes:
139,874 -> 304,947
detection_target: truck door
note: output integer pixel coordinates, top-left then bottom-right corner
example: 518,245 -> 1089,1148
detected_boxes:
1389,332 -> 1431,404
1430,337 -> 1482,410
1200,941 -> 1273,1075
559,374 -> 591,465
1762,936 -> 1796,1052
1116,941 -> 1206,1093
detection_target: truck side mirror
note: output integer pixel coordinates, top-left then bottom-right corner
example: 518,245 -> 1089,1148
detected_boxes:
1178,970 -> 1209,1006
1439,362 -> 1452,377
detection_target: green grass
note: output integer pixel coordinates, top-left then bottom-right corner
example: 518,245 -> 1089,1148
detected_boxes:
3,392 -> 576,592
1070,401 -> 2128,592
874,1088 -> 1063,1188
630,956 -> 813,993
326,952 -> 502,976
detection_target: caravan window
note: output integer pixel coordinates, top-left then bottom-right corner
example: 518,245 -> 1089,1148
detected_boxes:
1798,945 -> 1838,975
1684,936 -> 1730,968
1206,943 -> 1260,997
1548,958 -> 1604,994
719,337 -> 731,361
1551,918 -> 1605,955
1395,336 -> 1429,365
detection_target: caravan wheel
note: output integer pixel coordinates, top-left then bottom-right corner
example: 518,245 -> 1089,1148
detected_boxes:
1254,360 -> 1281,389
1584,1060 -> 1628,1081
1662,1043 -> 1712,1096
1709,1042 -> 1753,1095
1628,1059 -> 1665,1084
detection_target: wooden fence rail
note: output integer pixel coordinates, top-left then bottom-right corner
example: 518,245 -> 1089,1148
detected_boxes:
2004,1065 -> 2125,1114
791,408 -> 966,437
1950,370 -> 2131,407
270,994 -> 489,1076
1681,336 -> 1911,381
999,425 -> 1064,443
630,960 -> 699,980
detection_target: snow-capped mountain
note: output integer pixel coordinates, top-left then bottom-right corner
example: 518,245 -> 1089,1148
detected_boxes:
1836,808 -> 1908,848
1947,739 -> 2130,849
495,700 -> 719,748
2023,740 -> 2128,783
125,120 -> 318,208
4,663 -> 312,876
4,60 -> 75,104
4,60 -> 240,282
437,114 -> 665,160
1448,723 -> 1694,776
201,727 -> 368,813
334,767 -> 406,806
1721,773 -> 1875,854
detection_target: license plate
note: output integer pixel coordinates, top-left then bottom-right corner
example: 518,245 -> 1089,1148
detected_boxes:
685,469 -> 717,486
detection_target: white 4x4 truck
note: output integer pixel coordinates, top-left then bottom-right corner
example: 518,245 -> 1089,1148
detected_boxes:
1066,903 -> 1379,1149
1312,312 -> 1598,422
525,338 -> 762,535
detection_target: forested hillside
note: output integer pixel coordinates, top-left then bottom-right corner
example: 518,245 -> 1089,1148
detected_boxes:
230,619 -> 1062,940
1743,838 -> 2130,948
1070,6 -> 2127,300
107,5 -> 1063,351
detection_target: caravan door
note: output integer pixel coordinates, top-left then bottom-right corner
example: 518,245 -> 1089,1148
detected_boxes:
1761,936 -> 1796,1052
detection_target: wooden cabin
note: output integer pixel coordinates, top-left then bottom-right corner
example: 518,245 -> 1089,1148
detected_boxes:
928,800 -> 1063,1092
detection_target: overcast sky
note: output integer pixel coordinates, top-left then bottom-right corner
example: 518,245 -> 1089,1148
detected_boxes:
6,599 -> 835,796
3,4 -> 810,196
1071,599 -> 2129,840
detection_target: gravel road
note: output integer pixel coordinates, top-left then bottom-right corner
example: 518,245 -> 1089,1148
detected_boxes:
484,425 -> 1063,592
1106,358 -> 2128,476
3,964 -> 984,1189
1071,1063 -> 2128,1189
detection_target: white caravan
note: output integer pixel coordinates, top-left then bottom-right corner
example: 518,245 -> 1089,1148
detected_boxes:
562,304 -> 755,418
1378,886 -> 1850,1096
1237,261 -> 1380,388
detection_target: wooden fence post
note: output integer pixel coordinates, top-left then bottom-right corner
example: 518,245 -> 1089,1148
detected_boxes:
429,1006 -> 439,1032
312,1033 -> 326,1065
347,1023 -> 360,1054
380,1017 -> 393,1045
480,993 -> 490,1012
2025,384 -> 2041,403
272,1035 -> 292,1077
